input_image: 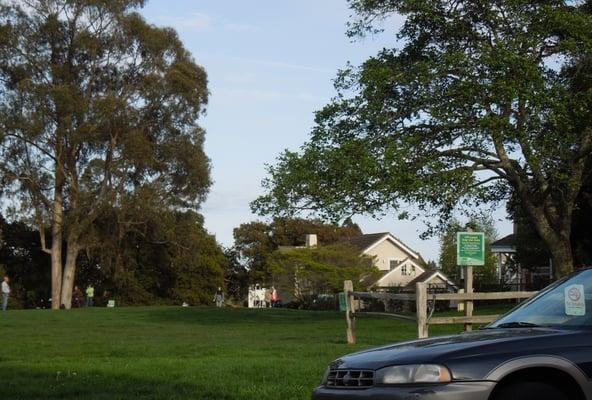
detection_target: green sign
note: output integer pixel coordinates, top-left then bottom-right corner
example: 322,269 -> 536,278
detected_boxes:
457,232 -> 485,266
338,292 -> 347,312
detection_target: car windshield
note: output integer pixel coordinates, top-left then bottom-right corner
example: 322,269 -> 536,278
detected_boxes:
489,269 -> 592,328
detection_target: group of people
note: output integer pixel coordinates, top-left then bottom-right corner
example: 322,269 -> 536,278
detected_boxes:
213,286 -> 280,308
0,274 -> 96,311
71,285 -> 95,308
247,285 -> 280,308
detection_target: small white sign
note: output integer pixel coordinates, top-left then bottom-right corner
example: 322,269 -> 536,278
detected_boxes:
565,284 -> 586,316
107,300 -> 115,308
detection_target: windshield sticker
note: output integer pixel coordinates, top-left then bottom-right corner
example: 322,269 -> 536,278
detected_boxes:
565,284 -> 586,316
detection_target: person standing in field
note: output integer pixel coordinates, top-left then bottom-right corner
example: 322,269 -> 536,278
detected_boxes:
85,285 -> 95,307
72,286 -> 83,308
213,287 -> 224,308
2,275 -> 10,311
271,286 -> 279,308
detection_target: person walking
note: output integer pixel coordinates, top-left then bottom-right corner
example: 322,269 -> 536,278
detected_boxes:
85,285 -> 95,307
2,275 -> 10,311
213,287 -> 224,308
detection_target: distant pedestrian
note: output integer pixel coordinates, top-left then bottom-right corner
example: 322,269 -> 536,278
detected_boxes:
271,287 -> 279,307
72,286 -> 83,308
213,287 -> 224,308
85,285 -> 95,307
2,275 -> 10,311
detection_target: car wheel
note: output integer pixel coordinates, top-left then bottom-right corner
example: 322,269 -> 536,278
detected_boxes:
493,381 -> 568,400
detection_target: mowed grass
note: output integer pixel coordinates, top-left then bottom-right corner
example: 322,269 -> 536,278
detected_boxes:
0,305 -> 506,400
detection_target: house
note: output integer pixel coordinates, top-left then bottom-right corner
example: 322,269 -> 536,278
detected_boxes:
491,233 -> 553,290
348,232 -> 457,291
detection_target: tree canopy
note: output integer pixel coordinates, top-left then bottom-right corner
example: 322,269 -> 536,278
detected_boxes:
268,244 -> 378,307
0,0 -> 211,307
253,0 -> 592,277
231,217 -> 362,285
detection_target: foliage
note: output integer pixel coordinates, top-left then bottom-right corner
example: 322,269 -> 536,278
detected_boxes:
0,215 -> 51,308
253,0 -> 592,277
0,0 -> 211,307
268,244 -> 379,307
83,208 -> 227,306
438,217 -> 498,285
224,247 -> 250,302
232,217 -> 362,284
0,209 -> 227,307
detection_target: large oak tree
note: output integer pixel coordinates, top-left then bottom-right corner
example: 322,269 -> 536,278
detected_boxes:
0,0 -> 210,308
254,0 -> 592,277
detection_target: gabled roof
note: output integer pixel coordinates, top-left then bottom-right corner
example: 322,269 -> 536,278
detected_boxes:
406,270 -> 458,289
348,232 -> 390,252
491,234 -> 516,253
348,232 -> 422,262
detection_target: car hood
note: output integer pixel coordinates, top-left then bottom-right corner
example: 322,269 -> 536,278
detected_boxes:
331,327 -> 573,371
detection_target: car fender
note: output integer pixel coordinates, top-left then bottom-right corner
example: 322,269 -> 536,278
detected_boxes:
485,355 -> 592,400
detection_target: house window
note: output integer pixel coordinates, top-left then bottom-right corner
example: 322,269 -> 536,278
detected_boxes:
389,259 -> 400,271
401,265 -> 408,275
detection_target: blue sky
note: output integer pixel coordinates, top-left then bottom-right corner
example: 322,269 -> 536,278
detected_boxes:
140,0 -> 511,261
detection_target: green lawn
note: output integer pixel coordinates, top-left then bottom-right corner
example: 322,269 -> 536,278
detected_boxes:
0,306 -> 502,400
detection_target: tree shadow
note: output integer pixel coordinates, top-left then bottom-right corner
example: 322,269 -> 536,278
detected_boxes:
0,366 -> 236,400
142,306 -> 342,327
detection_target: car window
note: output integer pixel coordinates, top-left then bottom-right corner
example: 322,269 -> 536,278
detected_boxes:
491,269 -> 592,328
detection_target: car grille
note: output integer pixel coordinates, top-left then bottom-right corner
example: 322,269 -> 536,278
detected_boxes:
326,369 -> 374,388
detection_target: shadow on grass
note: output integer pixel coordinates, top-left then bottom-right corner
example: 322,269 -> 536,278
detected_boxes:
0,366 -> 236,400
142,306 -> 343,327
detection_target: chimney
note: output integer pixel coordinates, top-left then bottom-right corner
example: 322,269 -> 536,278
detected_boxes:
305,234 -> 318,248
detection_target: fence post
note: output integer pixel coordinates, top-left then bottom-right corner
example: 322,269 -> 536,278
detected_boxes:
416,282 -> 428,339
344,280 -> 356,345
464,266 -> 474,332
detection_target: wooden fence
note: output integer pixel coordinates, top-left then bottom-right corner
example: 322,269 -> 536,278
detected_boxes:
343,280 -> 538,344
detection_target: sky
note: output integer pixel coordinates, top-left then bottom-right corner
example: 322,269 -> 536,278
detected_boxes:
140,0 -> 512,261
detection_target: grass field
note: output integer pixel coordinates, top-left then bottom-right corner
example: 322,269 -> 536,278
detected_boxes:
0,305 -> 511,400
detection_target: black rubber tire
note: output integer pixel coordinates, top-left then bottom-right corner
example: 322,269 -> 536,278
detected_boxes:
493,381 -> 568,400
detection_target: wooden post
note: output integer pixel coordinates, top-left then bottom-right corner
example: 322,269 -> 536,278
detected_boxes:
464,265 -> 474,331
344,280 -> 356,345
416,282 -> 428,339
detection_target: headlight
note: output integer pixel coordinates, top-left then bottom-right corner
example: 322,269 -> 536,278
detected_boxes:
375,364 -> 451,385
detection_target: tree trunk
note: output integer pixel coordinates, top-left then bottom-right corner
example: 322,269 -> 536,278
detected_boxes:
50,189 -> 63,310
60,239 -> 79,309
518,193 -> 575,278
547,236 -> 574,279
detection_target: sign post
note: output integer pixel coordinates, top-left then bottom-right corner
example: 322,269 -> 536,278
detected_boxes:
457,232 -> 485,331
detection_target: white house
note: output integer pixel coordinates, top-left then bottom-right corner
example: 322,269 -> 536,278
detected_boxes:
348,232 -> 457,290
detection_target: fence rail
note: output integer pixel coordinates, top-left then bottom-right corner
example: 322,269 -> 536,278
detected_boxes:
431,291 -> 537,301
343,280 -> 539,344
350,291 -> 416,301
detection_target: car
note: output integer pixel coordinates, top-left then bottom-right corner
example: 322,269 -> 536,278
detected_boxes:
312,268 -> 592,400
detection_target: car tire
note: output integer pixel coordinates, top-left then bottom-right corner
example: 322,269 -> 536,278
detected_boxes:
493,381 -> 568,400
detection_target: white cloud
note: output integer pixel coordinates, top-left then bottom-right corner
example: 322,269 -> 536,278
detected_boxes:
155,12 -> 214,31
154,13 -> 261,34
